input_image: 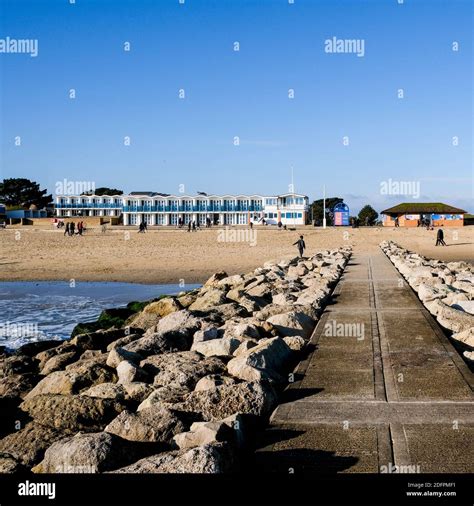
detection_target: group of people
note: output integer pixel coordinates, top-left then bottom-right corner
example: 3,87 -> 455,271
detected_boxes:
63,221 -> 85,236
177,217 -> 214,229
138,221 -> 148,233
187,221 -> 198,232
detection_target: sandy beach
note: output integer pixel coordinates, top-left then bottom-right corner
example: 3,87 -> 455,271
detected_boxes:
0,225 -> 472,285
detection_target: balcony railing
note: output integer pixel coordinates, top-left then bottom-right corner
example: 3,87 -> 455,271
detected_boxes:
122,205 -> 263,213
56,203 -> 122,209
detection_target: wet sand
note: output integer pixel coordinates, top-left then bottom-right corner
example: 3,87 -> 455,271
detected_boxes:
0,226 -> 472,284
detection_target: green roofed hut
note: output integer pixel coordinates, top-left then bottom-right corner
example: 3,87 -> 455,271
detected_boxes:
381,203 -> 467,227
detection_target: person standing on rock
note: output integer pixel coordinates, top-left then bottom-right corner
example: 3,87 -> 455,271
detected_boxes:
436,228 -> 446,246
293,235 -> 306,258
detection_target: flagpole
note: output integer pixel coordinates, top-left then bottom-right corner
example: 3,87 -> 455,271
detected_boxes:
291,166 -> 295,229
323,185 -> 326,229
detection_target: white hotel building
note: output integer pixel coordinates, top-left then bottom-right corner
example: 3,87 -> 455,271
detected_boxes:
55,192 -> 309,226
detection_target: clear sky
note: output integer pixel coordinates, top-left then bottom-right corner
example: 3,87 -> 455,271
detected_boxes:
0,0 -> 472,214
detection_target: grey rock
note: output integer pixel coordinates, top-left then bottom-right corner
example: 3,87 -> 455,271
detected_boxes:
112,441 -> 234,473
105,405 -> 188,443
174,381 -> 277,421
20,394 -> 126,432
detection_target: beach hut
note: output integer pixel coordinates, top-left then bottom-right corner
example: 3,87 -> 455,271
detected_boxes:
381,203 -> 466,227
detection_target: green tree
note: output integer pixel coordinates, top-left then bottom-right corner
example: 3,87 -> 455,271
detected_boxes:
358,205 -> 378,226
0,178 -> 52,208
310,197 -> 343,225
82,187 -> 123,196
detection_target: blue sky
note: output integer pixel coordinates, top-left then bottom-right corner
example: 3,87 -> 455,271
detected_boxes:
0,0 -> 472,214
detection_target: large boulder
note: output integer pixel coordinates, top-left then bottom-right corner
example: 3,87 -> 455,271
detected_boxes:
173,381 -> 277,421
451,328 -> 474,349
70,328 -> 129,352
80,383 -> 127,401
189,289 -> 228,311
194,374 -> 237,392
267,311 -> 316,339
253,303 -> 295,321
17,340 -> 62,357
272,293 -> 296,306
34,432 -> 132,473
122,330 -> 191,357
204,271 -> 229,287
154,309 -> 202,338
105,405 -> 188,443
226,337 -> 293,382
125,298 -> 182,330
121,382 -> 155,403
20,394 -> 126,432
24,363 -> 117,400
418,283 -> 453,303
450,300 -> 474,315
173,421 -> 233,449
196,303 -> 249,321
245,282 -> 273,299
117,360 -> 148,384
221,321 -> 261,340
192,327 -> 221,344
23,371 -> 79,399
216,274 -> 245,289
106,333 -> 141,351
112,441 -> 234,473
106,347 -> 142,368
2,354 -> 38,376
295,288 -> 328,307
432,300 -> 474,333
40,351 -> 79,375
137,386 -> 190,411
191,337 -> 242,357
0,422 -> 66,467
283,335 -> 306,351
140,351 -> 226,390
0,373 -> 40,400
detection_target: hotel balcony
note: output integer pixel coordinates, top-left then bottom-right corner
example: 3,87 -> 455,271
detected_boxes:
56,203 -> 122,209
122,204 -> 263,213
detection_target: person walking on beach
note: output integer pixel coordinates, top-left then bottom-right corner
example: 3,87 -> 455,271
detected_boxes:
70,221 -> 75,236
192,220 -> 196,232
293,235 -> 306,258
187,221 -> 191,232
77,221 -> 83,235
64,222 -> 70,236
250,221 -> 253,229
436,228 -> 446,246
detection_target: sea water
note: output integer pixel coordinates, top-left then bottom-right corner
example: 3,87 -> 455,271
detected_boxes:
0,281 -> 200,350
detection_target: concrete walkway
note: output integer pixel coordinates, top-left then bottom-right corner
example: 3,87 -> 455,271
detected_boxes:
255,251 -> 474,473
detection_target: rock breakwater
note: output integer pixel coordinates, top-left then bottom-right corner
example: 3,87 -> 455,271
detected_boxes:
0,247 -> 351,473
